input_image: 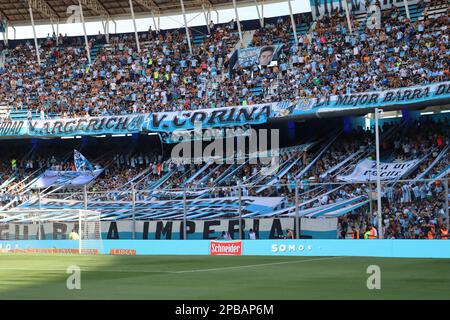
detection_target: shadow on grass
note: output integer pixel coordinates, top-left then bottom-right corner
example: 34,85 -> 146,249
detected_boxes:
1,254 -> 450,299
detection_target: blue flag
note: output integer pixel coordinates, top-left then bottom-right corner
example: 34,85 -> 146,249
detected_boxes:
74,150 -> 93,172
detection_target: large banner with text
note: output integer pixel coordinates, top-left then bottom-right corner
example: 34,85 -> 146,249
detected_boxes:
0,218 -> 337,240
0,82 -> 449,139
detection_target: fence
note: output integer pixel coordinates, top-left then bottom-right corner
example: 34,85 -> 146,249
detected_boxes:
2,176 -> 447,240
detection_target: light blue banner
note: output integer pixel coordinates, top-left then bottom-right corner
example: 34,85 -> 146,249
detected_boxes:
1,239 -> 450,258
0,82 -> 448,139
145,104 -> 272,133
288,82 -> 450,118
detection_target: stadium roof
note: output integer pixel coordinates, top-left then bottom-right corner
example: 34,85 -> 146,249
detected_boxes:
0,0 -> 285,26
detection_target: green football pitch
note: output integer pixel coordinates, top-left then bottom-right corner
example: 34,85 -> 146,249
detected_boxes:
0,254 -> 450,299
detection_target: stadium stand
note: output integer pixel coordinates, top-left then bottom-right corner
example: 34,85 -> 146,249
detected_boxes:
0,0 -> 449,240
0,2 -> 448,119
0,114 -> 449,239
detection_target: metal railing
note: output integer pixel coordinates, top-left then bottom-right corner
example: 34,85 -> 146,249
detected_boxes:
9,176 -> 449,240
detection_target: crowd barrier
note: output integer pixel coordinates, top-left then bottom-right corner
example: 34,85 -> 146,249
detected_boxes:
1,239 -> 450,258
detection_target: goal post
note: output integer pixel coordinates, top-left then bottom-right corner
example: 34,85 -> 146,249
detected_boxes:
0,209 -> 103,254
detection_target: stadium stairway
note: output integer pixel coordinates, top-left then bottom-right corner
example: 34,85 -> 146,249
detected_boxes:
354,10 -> 368,31
422,1 -> 448,19
193,34 -> 206,47
249,83 -> 264,98
0,105 -> 25,120
355,3 -> 424,31
399,3 -> 424,22
248,22 -> 310,47
9,109 -> 27,121
89,43 -> 104,63
289,23 -> 309,45
0,105 -> 6,119
0,107 -> 59,121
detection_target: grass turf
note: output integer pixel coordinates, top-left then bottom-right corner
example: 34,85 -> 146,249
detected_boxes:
0,254 -> 449,299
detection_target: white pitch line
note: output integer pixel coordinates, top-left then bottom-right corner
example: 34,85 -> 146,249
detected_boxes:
0,256 -> 345,274
173,256 -> 345,274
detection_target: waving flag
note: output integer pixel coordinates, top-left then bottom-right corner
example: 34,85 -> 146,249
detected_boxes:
74,150 -> 93,172
32,169 -> 103,188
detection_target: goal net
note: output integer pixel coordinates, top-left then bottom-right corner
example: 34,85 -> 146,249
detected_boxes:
0,209 -> 103,254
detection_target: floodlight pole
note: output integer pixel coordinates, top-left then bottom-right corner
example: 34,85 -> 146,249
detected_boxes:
129,0 -> 141,53
2,20 -> 8,46
202,4 -> 210,34
38,188 -> 42,240
102,17 -> 110,44
83,184 -> 88,210
56,21 -> 59,46
368,183 -> 373,223
37,188 -> 42,209
28,4 -> 41,65
261,2 -> 264,26
106,18 -> 110,43
50,20 -> 56,42
255,0 -> 264,28
78,0 -> 92,65
151,11 -> 159,33
132,183 -> 136,240
445,178 -> 449,230
5,24 -> 8,46
82,185 -> 88,253
180,0 -> 193,55
183,189 -> 187,240
295,180 -> 300,239
112,19 -> 117,34
79,209 -> 82,254
287,0 -> 298,45
374,108 -> 383,239
343,0 -> 353,35
157,14 -> 160,32
403,0 -> 410,20
232,0 -> 243,45
238,182 -> 243,240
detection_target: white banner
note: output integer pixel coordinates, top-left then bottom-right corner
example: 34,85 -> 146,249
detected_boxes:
337,159 -> 419,182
